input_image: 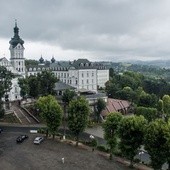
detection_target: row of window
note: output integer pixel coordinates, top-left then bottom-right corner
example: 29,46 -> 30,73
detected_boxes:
0,62 -> 10,66
81,72 -> 95,77
16,67 -> 24,72
55,72 -> 69,78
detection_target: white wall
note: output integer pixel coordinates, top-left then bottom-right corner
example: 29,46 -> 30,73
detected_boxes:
97,69 -> 109,88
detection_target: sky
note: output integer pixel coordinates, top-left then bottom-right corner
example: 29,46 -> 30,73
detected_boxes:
1,0 -> 170,62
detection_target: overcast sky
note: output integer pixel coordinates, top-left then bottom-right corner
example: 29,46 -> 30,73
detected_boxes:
1,0 -> 170,62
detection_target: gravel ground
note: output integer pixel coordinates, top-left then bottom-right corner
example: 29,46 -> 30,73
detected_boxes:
0,131 -> 130,170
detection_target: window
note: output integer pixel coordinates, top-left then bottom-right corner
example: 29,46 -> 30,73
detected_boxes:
82,80 -> 84,84
82,73 -> 84,77
76,80 -> 78,85
15,87 -> 17,93
92,72 -> 94,76
87,79 -> 89,84
87,72 -> 89,77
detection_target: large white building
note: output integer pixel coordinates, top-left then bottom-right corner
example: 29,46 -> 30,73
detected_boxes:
0,23 -> 109,101
27,58 -> 109,93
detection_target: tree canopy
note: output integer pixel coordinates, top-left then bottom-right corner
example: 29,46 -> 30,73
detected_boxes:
144,119 -> 170,170
68,97 -> 90,146
36,95 -> 63,139
118,115 -> 147,166
103,112 -> 123,160
0,66 -> 14,98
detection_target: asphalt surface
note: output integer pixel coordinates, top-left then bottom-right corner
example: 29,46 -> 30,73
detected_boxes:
0,125 -> 129,170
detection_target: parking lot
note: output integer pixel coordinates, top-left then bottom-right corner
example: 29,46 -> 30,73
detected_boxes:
0,130 -> 129,170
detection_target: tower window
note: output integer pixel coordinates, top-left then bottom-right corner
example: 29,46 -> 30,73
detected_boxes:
19,62 -> 20,65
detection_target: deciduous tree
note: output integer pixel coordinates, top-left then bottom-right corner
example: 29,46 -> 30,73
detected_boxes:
62,89 -> 76,139
118,115 -> 147,167
37,71 -> 58,96
135,106 -> 158,122
103,112 -> 123,160
68,97 -> 90,146
36,95 -> 63,139
144,119 -> 170,170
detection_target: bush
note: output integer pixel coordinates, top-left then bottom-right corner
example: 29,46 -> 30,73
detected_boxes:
37,128 -> 47,134
90,139 -> 98,147
113,149 -> 123,157
97,145 -> 108,153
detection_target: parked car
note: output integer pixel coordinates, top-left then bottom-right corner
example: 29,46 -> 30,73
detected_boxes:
0,128 -> 3,133
16,135 -> 28,143
34,137 -> 44,144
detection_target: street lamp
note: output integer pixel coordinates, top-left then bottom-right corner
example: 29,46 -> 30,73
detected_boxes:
89,135 -> 95,152
139,150 -> 144,163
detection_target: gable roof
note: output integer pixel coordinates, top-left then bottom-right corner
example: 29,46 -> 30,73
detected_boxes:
101,98 -> 131,117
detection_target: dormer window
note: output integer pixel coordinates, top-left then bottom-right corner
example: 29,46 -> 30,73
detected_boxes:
80,63 -> 83,66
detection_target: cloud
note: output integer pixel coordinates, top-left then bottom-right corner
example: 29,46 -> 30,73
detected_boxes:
1,0 -> 170,61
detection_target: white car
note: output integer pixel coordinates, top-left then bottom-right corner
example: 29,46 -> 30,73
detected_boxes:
34,137 -> 44,144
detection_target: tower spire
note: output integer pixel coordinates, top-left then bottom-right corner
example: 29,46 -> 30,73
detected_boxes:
15,19 -> 17,27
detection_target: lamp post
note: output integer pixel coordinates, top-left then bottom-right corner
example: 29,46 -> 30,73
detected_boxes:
139,151 -> 144,163
89,135 -> 95,152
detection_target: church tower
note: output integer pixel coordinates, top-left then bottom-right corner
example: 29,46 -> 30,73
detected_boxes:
9,20 -> 25,77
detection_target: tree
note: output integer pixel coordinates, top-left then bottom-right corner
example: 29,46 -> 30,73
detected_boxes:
36,95 -> 63,139
144,119 -> 170,170
162,95 -> 170,121
0,66 -> 14,117
118,115 -> 147,167
138,91 -> 158,107
37,71 -> 58,96
135,106 -> 158,122
116,86 -> 137,102
62,89 -> 76,139
157,99 -> 164,118
68,97 -> 90,146
166,120 -> 170,170
103,112 -> 123,160
109,68 -> 115,78
18,78 -> 29,99
0,100 -> 5,118
0,66 -> 15,98
28,75 -> 40,98
25,59 -> 39,67
96,98 -> 106,122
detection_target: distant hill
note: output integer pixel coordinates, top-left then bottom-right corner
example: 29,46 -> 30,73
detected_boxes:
128,60 -> 170,68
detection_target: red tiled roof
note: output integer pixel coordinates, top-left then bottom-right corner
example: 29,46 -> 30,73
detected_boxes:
101,98 -> 131,117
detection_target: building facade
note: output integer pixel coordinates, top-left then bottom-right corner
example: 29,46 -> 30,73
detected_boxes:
0,23 -> 109,101
27,59 -> 109,93
0,22 -> 25,101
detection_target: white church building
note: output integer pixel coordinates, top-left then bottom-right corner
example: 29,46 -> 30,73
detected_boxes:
0,22 -> 109,101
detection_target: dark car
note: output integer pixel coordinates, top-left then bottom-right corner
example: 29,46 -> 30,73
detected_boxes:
0,128 -> 3,133
16,135 -> 28,143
